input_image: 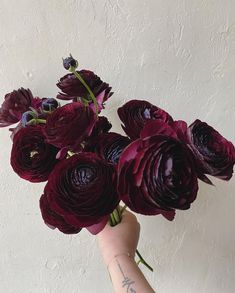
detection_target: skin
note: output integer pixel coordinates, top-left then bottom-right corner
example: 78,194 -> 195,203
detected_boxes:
98,210 -> 155,293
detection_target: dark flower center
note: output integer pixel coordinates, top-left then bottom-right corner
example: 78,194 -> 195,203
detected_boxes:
30,150 -> 39,158
193,128 -> 219,156
72,165 -> 97,186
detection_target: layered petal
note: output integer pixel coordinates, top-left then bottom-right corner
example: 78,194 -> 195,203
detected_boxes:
188,120 -> 235,180
118,100 -> 173,139
10,125 -> 58,182
0,88 -> 33,127
40,153 -> 119,233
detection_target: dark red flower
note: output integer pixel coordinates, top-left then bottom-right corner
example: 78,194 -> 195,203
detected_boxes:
31,97 -> 43,110
40,193 -> 82,234
56,70 -> 112,106
187,120 -> 235,180
40,153 -> 119,233
44,102 -> 96,150
0,88 -> 33,127
117,120 -> 198,220
87,132 -> 131,164
117,100 -> 173,139
89,116 -> 112,138
10,125 -> 58,182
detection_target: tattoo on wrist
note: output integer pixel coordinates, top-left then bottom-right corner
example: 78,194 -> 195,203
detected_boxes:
116,258 -> 137,293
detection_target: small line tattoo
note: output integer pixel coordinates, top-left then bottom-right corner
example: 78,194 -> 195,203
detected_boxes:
116,258 -> 137,293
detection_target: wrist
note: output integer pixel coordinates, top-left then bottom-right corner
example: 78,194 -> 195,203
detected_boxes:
107,252 -> 135,271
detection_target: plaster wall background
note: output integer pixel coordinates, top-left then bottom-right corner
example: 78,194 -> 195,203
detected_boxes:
0,1 -> 234,292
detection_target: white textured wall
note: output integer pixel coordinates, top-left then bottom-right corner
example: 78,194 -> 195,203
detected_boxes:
0,1 -> 235,292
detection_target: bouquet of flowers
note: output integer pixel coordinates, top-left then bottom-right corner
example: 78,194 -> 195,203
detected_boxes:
1,55 -> 234,271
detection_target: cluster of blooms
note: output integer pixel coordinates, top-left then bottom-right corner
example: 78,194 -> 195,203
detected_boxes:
1,56 -> 235,237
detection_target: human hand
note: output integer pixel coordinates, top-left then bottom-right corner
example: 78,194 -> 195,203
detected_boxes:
97,210 -> 140,266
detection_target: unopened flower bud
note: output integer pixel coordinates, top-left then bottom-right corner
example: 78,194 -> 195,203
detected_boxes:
21,110 -> 38,127
42,98 -> 59,112
63,54 -> 78,70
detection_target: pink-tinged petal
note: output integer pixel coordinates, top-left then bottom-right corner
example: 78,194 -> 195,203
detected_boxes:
172,120 -> 189,143
90,90 -> 106,112
140,120 -> 178,139
86,216 -> 108,235
56,147 -> 69,160
118,139 -> 140,167
161,209 -> 176,221
46,223 -> 56,230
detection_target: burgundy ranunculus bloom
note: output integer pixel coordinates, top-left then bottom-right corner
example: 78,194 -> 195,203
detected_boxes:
117,120 -> 199,220
44,102 -> 96,150
117,100 -> 173,140
40,153 -> 119,234
84,116 -> 112,150
87,132 -> 131,165
10,125 -> 58,182
89,116 -> 112,138
40,193 -> 82,234
56,70 -> 113,105
187,119 -> 235,180
0,88 -> 33,127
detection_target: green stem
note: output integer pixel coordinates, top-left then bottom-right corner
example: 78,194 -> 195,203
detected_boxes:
119,204 -> 127,216
137,260 -> 141,266
136,249 -> 153,272
36,119 -> 46,124
109,213 -> 116,226
109,215 -> 114,226
113,208 -> 121,224
71,68 -> 99,116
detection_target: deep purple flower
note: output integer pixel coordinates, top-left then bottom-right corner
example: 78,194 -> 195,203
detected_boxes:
40,153 -> 119,233
10,125 -> 58,182
40,193 -> 82,234
44,102 -> 97,150
117,100 -> 173,139
87,132 -> 131,165
0,88 -> 33,127
117,120 -> 198,220
187,120 -> 235,181
89,116 -> 112,137
56,70 -> 113,107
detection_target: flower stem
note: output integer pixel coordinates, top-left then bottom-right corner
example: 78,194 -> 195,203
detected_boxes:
109,213 -> 116,226
113,208 -> 121,223
36,119 -> 46,124
119,204 -> 127,215
135,249 -> 153,272
70,68 -> 99,116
